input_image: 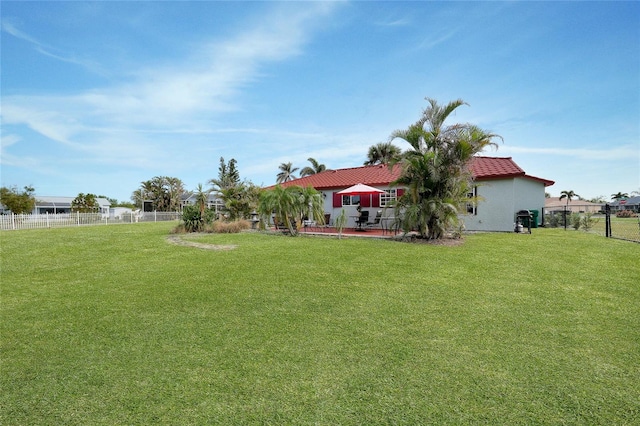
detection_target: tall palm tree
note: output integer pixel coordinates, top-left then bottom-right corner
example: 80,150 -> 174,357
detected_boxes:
559,190 -> 579,208
300,158 -> 327,177
389,98 -> 501,239
276,162 -> 299,183
364,142 -> 402,165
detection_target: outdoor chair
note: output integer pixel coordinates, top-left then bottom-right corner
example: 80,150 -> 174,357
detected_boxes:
355,210 -> 369,230
366,210 -> 383,229
319,213 -> 331,232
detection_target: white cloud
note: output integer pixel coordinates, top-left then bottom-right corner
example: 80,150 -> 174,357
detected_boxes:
1,2 -> 340,170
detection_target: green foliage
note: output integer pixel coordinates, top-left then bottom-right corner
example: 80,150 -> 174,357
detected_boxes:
580,212 -> 599,231
390,98 -> 501,239
560,190 -> 579,205
0,185 -> 35,214
71,193 -> 99,213
1,226 -> 639,424
135,176 -> 185,212
276,162 -> 299,183
181,204 -> 205,232
334,208 -> 347,238
364,142 -> 402,165
571,213 -> 581,230
258,185 -> 324,236
299,157 -> 327,177
209,157 -> 240,192
208,158 -> 259,221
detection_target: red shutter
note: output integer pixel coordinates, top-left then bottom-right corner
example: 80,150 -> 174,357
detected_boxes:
372,194 -> 380,208
361,194 -> 371,207
333,192 -> 342,207
397,188 -> 404,197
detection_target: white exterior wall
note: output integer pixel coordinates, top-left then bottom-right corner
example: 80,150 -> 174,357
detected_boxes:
320,188 -> 395,228
461,177 -> 547,232
462,179 -> 515,232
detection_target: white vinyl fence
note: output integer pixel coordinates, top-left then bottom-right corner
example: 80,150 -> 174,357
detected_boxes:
0,212 -> 182,231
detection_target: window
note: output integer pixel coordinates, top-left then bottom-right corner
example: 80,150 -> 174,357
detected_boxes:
380,189 -> 397,207
342,195 -> 360,206
466,186 -> 477,215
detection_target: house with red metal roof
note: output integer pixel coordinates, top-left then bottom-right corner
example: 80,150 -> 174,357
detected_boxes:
273,156 -> 554,232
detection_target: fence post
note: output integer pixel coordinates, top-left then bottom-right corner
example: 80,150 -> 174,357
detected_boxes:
11,213 -> 16,230
605,204 -> 611,238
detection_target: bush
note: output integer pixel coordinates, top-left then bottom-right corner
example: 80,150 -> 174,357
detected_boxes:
616,210 -> 638,218
571,213 -> 581,230
580,212 -> 599,232
182,205 -> 204,232
545,214 -> 560,228
209,219 -> 250,233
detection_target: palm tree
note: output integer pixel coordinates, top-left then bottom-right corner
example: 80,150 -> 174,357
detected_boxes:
559,190 -> 579,208
389,98 -> 501,239
611,192 -> 629,201
276,162 -> 299,183
194,183 -> 210,216
364,142 -> 402,165
258,185 -> 324,236
300,158 -> 327,177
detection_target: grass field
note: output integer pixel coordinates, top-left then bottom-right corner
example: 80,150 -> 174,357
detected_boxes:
1,223 -> 639,425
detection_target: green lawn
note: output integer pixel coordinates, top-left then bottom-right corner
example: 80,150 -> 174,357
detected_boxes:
1,223 -> 639,425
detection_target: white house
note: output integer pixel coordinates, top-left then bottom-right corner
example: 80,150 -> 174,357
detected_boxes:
33,196 -> 111,215
271,156 -> 554,232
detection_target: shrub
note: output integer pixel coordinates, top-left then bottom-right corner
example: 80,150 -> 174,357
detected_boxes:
580,212 -> 599,232
209,219 -> 250,233
545,214 -> 559,228
616,210 -> 638,218
571,213 -> 581,230
182,205 -> 204,232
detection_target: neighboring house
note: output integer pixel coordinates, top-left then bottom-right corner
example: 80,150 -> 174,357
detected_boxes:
272,156 -> 554,232
609,196 -> 640,213
33,196 -> 111,215
544,197 -> 604,214
181,193 -> 225,214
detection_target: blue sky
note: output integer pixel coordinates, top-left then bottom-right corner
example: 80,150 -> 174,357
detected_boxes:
2,1 -> 638,203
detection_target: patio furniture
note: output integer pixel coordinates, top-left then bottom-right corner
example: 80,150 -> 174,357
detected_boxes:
365,210 -> 383,229
355,210 -> 369,231
315,213 -> 331,232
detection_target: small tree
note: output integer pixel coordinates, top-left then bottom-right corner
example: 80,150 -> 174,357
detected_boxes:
580,212 -> 598,232
334,209 -> 347,239
71,193 -> 99,213
0,186 -> 36,214
258,185 -> 323,236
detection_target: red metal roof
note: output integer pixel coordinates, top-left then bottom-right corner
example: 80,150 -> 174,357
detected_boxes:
468,156 -> 524,179
271,156 -> 553,189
